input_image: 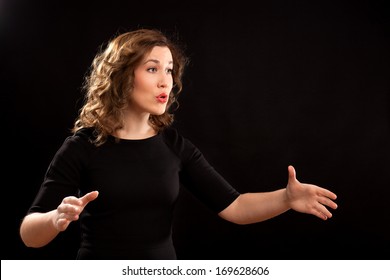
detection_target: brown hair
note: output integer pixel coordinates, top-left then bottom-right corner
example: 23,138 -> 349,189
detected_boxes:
72,28 -> 188,146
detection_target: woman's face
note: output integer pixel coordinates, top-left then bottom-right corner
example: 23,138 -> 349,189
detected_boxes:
129,46 -> 174,116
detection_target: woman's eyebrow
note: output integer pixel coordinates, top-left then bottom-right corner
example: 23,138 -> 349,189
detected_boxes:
143,59 -> 173,65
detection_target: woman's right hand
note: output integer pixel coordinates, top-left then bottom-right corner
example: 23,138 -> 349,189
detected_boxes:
53,191 -> 99,231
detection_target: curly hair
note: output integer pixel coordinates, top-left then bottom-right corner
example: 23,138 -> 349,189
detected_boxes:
72,28 -> 189,146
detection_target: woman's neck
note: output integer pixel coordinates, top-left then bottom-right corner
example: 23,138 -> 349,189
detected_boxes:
115,112 -> 156,140
115,125 -> 156,140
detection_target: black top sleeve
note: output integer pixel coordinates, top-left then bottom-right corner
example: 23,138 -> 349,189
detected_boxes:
162,127 -> 240,213
27,131 -> 92,214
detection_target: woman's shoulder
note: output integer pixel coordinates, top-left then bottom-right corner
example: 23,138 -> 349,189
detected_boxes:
161,126 -> 189,146
73,127 -> 96,139
161,126 -> 180,139
62,127 -> 96,149
50,128 -> 96,162
161,126 -> 200,159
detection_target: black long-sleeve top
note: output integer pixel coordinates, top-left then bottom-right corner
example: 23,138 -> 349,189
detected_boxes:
27,127 -> 240,259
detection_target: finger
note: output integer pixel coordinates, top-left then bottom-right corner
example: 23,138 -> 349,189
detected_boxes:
56,215 -> 78,231
317,187 -> 338,201
61,213 -> 80,222
80,191 -> 99,205
57,204 -> 81,215
324,190 -> 337,200
318,205 -> 333,219
56,219 -> 70,231
313,212 -> 327,220
288,165 -> 297,182
312,208 -> 330,220
318,196 -> 338,210
62,196 -> 83,206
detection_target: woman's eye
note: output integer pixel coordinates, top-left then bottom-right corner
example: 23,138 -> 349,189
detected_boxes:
166,68 -> 173,74
147,67 -> 157,73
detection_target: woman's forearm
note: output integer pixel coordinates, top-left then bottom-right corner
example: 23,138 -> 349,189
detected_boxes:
218,189 -> 290,225
19,211 -> 61,248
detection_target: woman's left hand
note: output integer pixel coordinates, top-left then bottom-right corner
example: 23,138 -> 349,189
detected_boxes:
286,165 -> 338,220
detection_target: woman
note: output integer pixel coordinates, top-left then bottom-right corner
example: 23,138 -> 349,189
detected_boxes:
19,28 -> 338,259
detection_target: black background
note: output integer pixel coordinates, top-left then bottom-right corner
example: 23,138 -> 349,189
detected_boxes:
2,0 -> 389,260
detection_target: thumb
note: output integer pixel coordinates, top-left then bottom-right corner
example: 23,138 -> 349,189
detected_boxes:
80,191 -> 99,206
288,165 -> 297,183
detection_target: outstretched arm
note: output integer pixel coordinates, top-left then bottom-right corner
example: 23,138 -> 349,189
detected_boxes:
218,166 -> 337,225
20,191 -> 99,248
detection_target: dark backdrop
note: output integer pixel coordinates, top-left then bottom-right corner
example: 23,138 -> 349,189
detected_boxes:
2,0 -> 389,260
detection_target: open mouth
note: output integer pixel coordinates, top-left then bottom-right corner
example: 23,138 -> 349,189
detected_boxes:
156,93 -> 168,103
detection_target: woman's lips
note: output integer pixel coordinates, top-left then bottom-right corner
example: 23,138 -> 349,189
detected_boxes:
156,93 -> 168,103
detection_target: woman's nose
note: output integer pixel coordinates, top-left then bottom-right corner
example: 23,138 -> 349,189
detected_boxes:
158,81 -> 168,88
158,77 -> 170,88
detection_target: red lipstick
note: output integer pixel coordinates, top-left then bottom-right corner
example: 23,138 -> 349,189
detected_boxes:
156,93 -> 168,103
